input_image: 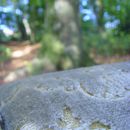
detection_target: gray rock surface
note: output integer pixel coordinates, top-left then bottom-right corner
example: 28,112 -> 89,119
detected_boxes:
0,62 -> 130,130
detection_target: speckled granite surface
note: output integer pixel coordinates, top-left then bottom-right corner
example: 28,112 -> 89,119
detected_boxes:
0,62 -> 130,130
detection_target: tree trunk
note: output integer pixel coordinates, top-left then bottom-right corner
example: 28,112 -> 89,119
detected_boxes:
16,15 -> 28,40
54,0 -> 82,67
90,0 -> 104,31
44,0 -> 92,68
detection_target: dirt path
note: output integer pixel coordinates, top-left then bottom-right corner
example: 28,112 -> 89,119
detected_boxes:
0,41 -> 40,85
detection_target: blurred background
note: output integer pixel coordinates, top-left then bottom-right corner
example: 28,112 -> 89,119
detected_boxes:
0,0 -> 130,84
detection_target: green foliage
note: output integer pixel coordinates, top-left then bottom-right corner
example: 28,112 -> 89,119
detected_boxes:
84,32 -> 130,56
27,59 -> 44,75
0,45 -> 12,62
40,33 -> 64,65
0,31 -> 12,42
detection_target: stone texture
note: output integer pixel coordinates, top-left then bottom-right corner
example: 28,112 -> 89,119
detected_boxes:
0,62 -> 130,130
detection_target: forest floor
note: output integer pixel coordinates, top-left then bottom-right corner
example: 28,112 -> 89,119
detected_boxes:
0,41 -> 40,85
0,41 -> 130,85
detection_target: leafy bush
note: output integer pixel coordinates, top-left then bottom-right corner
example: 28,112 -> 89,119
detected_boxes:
40,33 -> 64,65
0,30 -> 12,42
83,32 -> 130,56
0,45 -> 12,62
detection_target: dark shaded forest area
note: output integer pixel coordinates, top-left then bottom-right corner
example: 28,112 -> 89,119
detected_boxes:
0,0 -> 130,84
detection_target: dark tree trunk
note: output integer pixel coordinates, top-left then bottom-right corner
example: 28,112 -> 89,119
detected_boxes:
16,15 -> 28,40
